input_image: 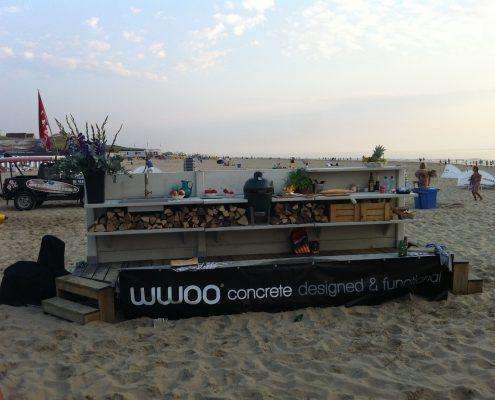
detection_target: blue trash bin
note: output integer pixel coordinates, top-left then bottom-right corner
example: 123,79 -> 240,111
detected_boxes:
413,187 -> 438,209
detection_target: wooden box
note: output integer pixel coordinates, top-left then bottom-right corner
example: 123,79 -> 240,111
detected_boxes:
360,201 -> 391,221
329,203 -> 360,222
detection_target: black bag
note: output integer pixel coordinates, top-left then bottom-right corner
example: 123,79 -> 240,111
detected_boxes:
0,235 -> 68,306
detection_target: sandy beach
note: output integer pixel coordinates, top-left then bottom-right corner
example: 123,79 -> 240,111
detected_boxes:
1,160 -> 494,399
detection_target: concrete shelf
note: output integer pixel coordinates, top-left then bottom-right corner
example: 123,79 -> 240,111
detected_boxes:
85,196 -> 247,209
273,193 -> 415,202
88,219 -> 415,237
305,166 -> 404,173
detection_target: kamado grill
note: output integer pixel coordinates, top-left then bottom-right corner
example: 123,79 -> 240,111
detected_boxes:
243,171 -> 274,223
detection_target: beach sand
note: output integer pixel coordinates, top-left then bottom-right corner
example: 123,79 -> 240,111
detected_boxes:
0,160 -> 494,399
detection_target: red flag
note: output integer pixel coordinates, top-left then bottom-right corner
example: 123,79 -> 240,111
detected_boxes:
38,90 -> 53,151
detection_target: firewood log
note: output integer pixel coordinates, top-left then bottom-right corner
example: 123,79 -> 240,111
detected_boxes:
237,215 -> 249,226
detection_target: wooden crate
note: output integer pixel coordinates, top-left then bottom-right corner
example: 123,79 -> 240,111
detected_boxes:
329,203 -> 360,222
360,201 -> 391,221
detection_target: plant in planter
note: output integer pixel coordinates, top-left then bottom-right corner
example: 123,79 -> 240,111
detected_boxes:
54,115 -> 125,204
363,145 -> 387,166
427,169 -> 437,187
285,168 -> 314,194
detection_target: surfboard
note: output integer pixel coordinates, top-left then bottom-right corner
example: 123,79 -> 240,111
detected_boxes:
26,179 -> 80,194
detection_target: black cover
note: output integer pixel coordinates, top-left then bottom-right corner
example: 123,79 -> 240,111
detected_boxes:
119,255 -> 450,320
0,235 -> 68,306
37,234 -> 66,277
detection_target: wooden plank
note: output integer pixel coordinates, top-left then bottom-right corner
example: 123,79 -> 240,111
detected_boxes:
467,279 -> 483,294
330,203 -> 360,222
384,202 -> 391,220
92,265 -> 110,281
76,262 -> 98,279
452,262 -> 470,294
56,275 -> 111,300
42,297 -> 100,324
104,268 -> 120,285
98,287 -> 116,323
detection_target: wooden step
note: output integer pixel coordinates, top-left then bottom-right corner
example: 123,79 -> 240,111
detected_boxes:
451,260 -> 483,295
56,275 -> 116,322
42,297 -> 100,324
56,275 -> 110,299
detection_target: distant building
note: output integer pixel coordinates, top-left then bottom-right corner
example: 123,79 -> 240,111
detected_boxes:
0,132 -> 47,156
6,132 -> 35,139
119,150 -> 146,158
146,149 -> 161,157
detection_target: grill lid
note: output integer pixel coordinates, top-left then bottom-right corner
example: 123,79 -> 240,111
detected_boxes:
243,171 -> 273,194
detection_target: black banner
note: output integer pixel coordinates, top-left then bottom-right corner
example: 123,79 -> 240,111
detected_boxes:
118,255 -> 450,320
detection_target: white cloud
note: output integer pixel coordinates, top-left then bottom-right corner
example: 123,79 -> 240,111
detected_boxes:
149,42 -> 166,59
178,50 -> 228,72
183,0 -> 274,72
130,6 -> 142,14
243,0 -> 275,13
23,51 -> 34,59
154,10 -> 173,21
193,23 -> 227,46
137,53 -> 145,60
282,1 -> 495,60
122,30 -> 143,43
21,40 -> 37,49
40,52 -> 78,69
144,71 -> 168,82
0,46 -> 14,57
89,40 -> 110,52
85,17 -> 100,30
103,60 -> 132,77
2,5 -> 21,13
214,12 -> 265,36
196,50 -> 228,69
251,39 -> 260,47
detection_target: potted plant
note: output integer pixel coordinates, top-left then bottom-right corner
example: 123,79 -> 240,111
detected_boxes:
285,168 -> 314,194
54,115 -> 125,204
363,145 -> 387,167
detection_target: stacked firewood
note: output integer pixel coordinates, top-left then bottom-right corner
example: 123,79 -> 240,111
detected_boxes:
270,202 -> 329,225
89,205 -> 249,232
204,205 -> 249,228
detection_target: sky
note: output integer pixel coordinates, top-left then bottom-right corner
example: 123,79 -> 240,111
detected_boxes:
1,0 -> 495,159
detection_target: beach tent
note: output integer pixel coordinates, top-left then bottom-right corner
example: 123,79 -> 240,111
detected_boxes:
442,164 -> 495,187
456,170 -> 495,188
441,164 -> 463,179
131,166 -> 163,174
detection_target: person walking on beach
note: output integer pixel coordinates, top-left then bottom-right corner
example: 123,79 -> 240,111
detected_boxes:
469,165 -> 483,201
415,162 -> 429,188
